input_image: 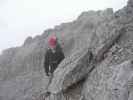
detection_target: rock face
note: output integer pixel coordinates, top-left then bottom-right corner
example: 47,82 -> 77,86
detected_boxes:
48,48 -> 94,94
0,0 -> 133,100
82,59 -> 133,100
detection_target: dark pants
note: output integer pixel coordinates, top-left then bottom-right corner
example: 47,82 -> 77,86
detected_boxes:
49,62 -> 58,74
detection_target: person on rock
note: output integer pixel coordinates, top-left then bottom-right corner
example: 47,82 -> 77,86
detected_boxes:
44,35 -> 65,77
43,35 -> 65,99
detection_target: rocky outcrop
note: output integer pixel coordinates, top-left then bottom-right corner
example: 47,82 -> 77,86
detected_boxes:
0,0 -> 133,100
47,25 -> 126,96
82,59 -> 133,100
48,48 -> 93,94
82,1 -> 133,99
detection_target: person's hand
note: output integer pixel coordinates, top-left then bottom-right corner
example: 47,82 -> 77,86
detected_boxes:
46,73 -> 49,77
48,72 -> 52,76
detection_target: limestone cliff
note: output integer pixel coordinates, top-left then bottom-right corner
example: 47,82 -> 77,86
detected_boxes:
0,0 -> 133,100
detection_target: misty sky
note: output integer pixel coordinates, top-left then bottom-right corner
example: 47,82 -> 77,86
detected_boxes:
0,0 -> 128,53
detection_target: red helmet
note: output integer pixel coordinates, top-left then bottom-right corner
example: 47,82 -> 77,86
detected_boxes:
48,35 -> 57,48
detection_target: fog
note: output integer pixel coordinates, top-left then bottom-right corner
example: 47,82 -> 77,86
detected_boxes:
0,0 -> 128,53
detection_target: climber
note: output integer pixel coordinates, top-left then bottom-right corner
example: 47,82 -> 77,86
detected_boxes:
44,35 -> 65,77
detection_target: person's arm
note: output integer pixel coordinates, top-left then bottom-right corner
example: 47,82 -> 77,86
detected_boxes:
44,51 -> 50,76
58,50 -> 65,65
57,43 -> 65,62
60,50 -> 65,61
